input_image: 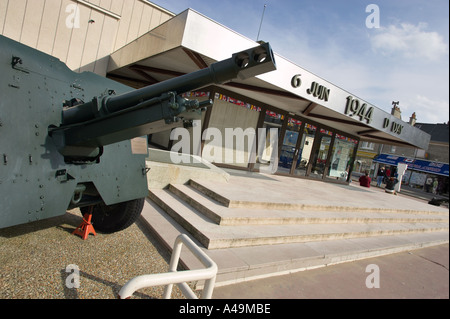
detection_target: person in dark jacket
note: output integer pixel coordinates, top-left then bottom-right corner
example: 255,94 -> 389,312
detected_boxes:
385,177 -> 399,195
376,166 -> 385,187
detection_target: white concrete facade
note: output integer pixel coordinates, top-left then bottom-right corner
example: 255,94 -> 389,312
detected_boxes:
0,0 -> 174,75
106,9 -> 430,150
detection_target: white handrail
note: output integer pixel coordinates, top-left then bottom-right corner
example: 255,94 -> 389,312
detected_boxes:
118,234 -> 218,299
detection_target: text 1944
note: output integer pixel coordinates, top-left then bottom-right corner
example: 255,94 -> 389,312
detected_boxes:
345,95 -> 373,124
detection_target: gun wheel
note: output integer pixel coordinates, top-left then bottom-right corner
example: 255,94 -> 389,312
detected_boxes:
81,198 -> 144,233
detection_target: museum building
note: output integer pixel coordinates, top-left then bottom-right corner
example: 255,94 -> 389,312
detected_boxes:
1,0 -> 431,184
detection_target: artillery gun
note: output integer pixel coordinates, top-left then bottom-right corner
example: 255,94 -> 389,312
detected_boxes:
0,35 -> 276,233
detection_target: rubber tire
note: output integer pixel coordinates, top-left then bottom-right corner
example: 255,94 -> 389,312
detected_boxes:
81,198 -> 145,233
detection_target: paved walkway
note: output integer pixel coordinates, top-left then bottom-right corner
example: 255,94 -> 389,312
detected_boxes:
349,174 -> 449,206
198,169 -> 448,213
212,243 -> 449,299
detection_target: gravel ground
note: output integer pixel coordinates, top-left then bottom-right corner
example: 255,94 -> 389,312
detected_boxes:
0,209 -> 198,299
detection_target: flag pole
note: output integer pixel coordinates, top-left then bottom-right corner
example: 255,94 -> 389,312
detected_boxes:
257,4 -> 267,42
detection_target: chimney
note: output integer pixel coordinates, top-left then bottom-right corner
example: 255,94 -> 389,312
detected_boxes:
391,101 -> 401,119
409,112 -> 416,126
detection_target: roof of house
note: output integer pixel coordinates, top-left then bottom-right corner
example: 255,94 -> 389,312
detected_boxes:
415,122 -> 449,143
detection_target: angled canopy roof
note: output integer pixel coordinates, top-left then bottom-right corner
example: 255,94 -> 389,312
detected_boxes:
107,9 -> 431,150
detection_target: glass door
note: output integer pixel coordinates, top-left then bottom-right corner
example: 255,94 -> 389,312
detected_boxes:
277,117 -> 302,174
293,123 -> 317,176
309,129 -> 333,179
256,110 -> 284,173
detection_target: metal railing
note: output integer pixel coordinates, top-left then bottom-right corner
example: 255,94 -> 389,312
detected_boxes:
118,234 -> 218,299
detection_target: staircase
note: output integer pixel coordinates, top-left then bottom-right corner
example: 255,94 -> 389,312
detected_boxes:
140,174 -> 449,287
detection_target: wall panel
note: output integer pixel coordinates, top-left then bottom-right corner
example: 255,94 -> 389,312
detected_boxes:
0,0 -> 175,75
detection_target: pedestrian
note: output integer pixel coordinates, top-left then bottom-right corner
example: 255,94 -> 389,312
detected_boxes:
385,167 -> 391,179
385,176 -> 399,195
359,170 -> 371,188
432,179 -> 439,194
391,166 -> 397,178
376,166 -> 385,187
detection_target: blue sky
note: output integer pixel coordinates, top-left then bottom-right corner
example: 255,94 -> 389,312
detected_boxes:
154,0 -> 449,124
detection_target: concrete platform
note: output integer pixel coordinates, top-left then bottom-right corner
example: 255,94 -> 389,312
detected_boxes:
188,172 -> 448,213
140,170 -> 449,288
167,183 -> 448,225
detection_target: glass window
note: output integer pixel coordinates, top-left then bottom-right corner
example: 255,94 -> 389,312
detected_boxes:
310,131 -> 332,178
277,118 -> 302,174
328,134 -> 358,181
360,141 -> 374,150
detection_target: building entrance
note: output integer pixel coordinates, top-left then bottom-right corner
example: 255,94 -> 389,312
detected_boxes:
201,91 -> 360,185
276,116 -> 358,183
309,129 -> 333,179
277,117 -> 303,174
277,117 -> 325,178
292,123 -> 317,176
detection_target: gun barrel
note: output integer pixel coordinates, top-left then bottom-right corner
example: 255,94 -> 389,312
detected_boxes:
63,42 -> 275,125
52,42 -> 276,162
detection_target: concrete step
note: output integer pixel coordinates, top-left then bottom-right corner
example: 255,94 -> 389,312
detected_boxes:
189,179 -> 449,216
169,183 -> 449,226
148,188 -> 449,250
139,198 -> 449,287
208,231 -> 450,287
143,172 -> 449,288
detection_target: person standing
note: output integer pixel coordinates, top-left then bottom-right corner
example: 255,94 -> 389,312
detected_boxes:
432,179 -> 439,194
376,166 -> 385,187
425,176 -> 433,193
385,167 -> 391,179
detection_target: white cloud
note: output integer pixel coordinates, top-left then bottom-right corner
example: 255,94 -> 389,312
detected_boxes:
404,95 -> 449,124
256,13 -> 449,124
370,22 -> 449,61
